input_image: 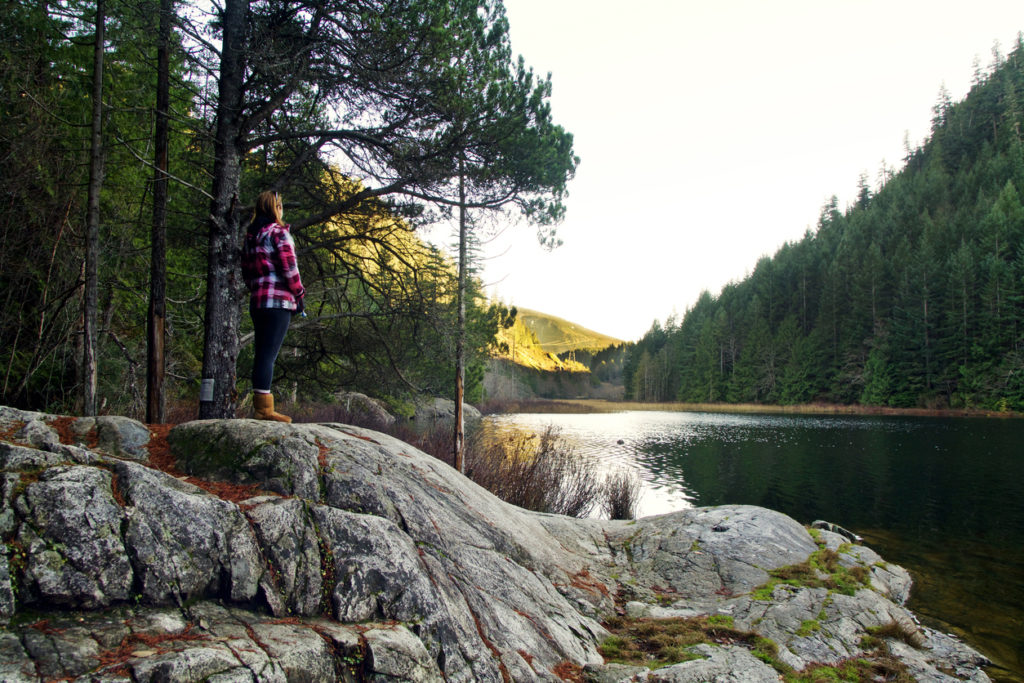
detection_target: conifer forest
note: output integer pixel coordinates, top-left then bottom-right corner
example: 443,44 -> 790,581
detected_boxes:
0,0 -> 576,420
624,37 -> 1024,412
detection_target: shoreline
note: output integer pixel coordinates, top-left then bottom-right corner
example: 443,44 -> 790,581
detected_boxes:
480,397 -> 1024,419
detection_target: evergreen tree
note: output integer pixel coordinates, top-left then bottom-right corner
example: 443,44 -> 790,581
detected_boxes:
624,40 -> 1024,411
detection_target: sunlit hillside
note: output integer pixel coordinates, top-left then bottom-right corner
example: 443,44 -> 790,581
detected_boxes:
484,309 -> 628,401
493,318 -> 588,372
516,308 -> 623,355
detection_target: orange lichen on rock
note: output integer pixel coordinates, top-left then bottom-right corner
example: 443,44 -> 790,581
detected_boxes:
570,569 -> 610,597
145,424 -> 176,473
0,419 -> 26,443
145,422 -> 275,504
48,415 -> 98,447
94,624 -> 209,673
552,660 -> 585,682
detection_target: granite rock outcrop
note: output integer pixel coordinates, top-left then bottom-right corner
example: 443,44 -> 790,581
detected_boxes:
0,405 -> 991,681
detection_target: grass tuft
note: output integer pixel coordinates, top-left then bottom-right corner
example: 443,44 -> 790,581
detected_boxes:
753,548 -> 873,600
465,424 -> 603,517
866,620 -> 926,649
602,468 -> 642,520
599,615 -> 790,672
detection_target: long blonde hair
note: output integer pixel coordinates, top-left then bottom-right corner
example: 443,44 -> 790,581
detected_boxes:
249,190 -> 283,231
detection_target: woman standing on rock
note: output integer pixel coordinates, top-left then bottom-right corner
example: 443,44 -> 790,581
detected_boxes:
241,190 -> 305,422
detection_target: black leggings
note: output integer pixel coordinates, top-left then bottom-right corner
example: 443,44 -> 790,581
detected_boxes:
250,306 -> 292,392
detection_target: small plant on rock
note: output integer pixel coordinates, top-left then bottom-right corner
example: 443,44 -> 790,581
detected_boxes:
464,424 -> 603,517
598,615 -> 790,672
602,468 -> 642,520
752,547 -> 873,600
866,620 -> 926,649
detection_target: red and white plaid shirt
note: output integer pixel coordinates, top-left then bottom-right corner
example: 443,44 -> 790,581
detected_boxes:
242,222 -> 305,310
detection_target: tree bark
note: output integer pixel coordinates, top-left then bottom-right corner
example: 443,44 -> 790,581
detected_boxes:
147,0 -> 171,424
83,0 -> 106,416
198,0 -> 247,419
454,164 -> 467,473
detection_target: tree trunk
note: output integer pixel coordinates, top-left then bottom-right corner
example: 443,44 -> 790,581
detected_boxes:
454,165 -> 467,473
83,0 -> 106,416
922,276 -> 932,390
199,0 -> 247,419
147,0 -> 171,424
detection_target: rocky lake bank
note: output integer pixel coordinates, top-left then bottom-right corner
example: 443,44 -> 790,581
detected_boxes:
0,405 -> 993,681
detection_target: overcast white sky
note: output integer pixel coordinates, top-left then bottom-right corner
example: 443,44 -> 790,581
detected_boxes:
430,1 -> 1024,342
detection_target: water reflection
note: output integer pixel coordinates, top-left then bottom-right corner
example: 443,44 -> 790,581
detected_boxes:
485,411 -> 1024,682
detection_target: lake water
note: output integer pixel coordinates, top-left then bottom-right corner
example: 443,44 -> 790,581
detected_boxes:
486,410 -> 1024,682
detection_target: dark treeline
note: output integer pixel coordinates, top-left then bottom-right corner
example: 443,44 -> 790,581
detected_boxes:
557,344 -> 629,385
625,36 -> 1024,411
0,0 -> 575,420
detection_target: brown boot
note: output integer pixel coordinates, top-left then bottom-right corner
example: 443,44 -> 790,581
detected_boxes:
253,393 -> 292,423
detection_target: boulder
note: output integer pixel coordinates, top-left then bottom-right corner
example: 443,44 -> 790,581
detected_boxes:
94,415 -> 153,461
0,407 -> 150,462
335,391 -> 396,427
646,644 -> 780,682
412,397 -> 481,429
0,405 -> 994,682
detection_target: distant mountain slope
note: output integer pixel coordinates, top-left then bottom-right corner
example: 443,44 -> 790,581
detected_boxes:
493,317 -> 588,373
486,308 -> 628,400
516,308 -> 623,354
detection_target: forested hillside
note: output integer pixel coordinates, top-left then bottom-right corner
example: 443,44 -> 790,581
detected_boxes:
0,1 -> 575,420
625,36 -> 1024,411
